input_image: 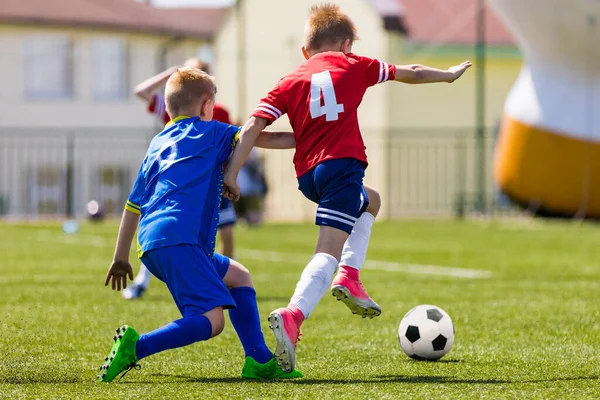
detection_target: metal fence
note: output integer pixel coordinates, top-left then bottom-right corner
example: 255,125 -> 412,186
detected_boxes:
385,127 -> 517,218
0,128 -> 151,218
0,127 -> 520,220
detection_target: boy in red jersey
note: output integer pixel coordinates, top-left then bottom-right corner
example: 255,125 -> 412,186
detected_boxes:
224,3 -> 471,372
125,58 -> 237,300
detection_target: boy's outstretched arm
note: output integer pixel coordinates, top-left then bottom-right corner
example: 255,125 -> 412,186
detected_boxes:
134,66 -> 179,103
395,61 -> 472,84
255,131 -> 295,149
105,209 -> 138,290
224,116 -> 269,200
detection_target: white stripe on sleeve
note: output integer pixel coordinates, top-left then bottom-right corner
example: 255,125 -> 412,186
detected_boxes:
383,62 -> 389,82
377,61 -> 384,84
257,103 -> 282,118
255,106 -> 280,120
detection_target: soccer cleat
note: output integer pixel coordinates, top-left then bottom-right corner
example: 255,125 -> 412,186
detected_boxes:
268,308 -> 301,373
97,325 -> 140,383
122,283 -> 147,300
331,267 -> 382,318
241,356 -> 303,380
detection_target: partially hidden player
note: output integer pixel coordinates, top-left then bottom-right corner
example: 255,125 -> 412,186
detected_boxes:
123,58 -> 236,300
98,67 -> 302,382
223,3 -> 471,372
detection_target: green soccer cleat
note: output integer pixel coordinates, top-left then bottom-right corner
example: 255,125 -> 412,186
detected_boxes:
97,325 -> 140,383
241,356 -> 303,380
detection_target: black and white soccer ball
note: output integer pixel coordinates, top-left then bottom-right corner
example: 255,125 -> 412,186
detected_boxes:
398,304 -> 454,361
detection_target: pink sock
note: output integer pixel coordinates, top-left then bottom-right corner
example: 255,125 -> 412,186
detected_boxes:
287,304 -> 306,326
339,265 -> 359,280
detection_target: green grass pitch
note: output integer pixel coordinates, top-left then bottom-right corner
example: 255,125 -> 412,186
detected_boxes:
0,219 -> 599,398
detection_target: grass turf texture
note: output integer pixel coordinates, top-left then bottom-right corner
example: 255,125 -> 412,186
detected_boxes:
0,219 -> 599,399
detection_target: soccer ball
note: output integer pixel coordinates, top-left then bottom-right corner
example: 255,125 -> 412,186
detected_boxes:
398,304 -> 454,361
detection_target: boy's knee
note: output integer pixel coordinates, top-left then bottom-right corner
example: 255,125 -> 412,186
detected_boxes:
365,186 -> 381,216
211,318 -> 225,337
223,260 -> 253,288
205,310 -> 225,337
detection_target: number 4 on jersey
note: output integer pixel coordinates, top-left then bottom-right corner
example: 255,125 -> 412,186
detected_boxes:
310,71 -> 344,121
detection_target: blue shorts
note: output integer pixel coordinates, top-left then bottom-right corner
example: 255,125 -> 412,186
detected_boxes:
218,198 -> 236,228
141,244 -> 234,316
298,158 -> 369,234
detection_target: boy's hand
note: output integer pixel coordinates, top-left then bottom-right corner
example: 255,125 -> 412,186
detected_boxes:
105,260 -> 134,291
448,61 -> 472,82
223,172 -> 240,202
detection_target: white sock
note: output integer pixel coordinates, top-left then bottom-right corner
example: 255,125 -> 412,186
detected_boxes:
133,263 -> 152,288
289,253 -> 339,319
339,212 -> 375,271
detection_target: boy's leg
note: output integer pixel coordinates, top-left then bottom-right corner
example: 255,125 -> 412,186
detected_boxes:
136,245 -> 232,359
122,263 -> 152,300
288,226 -> 348,318
98,245 -> 233,382
217,255 -> 302,379
332,184 -> 382,318
219,225 -> 235,259
218,199 -> 236,259
269,227 -> 344,372
218,255 -> 272,364
135,307 -> 223,360
269,159 -> 364,372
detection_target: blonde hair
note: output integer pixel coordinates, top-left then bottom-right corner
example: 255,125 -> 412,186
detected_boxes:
304,3 -> 358,51
165,67 -> 216,117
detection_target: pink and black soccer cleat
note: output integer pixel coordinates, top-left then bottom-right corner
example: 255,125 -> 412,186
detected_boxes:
268,308 -> 302,373
331,266 -> 382,318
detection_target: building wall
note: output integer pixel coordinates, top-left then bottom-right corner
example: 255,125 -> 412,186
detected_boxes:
388,47 -> 522,128
0,25 -> 208,129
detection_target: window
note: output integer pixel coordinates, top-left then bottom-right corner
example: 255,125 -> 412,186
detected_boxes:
23,36 -> 73,99
90,38 -> 128,100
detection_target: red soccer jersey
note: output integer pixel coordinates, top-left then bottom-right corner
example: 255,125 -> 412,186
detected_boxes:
148,94 -> 232,124
252,52 -> 396,177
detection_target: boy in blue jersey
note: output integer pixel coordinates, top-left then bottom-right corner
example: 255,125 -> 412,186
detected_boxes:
97,67 -> 300,382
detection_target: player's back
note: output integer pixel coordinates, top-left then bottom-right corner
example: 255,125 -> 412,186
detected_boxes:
133,117 -> 239,255
254,52 -> 395,177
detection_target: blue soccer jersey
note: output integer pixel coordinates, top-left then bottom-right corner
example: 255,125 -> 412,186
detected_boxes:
126,116 -> 240,257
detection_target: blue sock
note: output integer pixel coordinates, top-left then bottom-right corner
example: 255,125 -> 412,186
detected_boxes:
228,286 -> 273,364
135,315 -> 212,360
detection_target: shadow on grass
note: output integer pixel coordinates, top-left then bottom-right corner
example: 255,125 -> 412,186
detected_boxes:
0,376 -> 83,384
145,373 -> 508,385
144,373 -> 598,386
5,374 -> 596,385
521,376 -> 599,384
306,376 -> 510,385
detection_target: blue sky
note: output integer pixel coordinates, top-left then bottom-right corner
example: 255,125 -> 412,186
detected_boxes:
151,0 -> 234,7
